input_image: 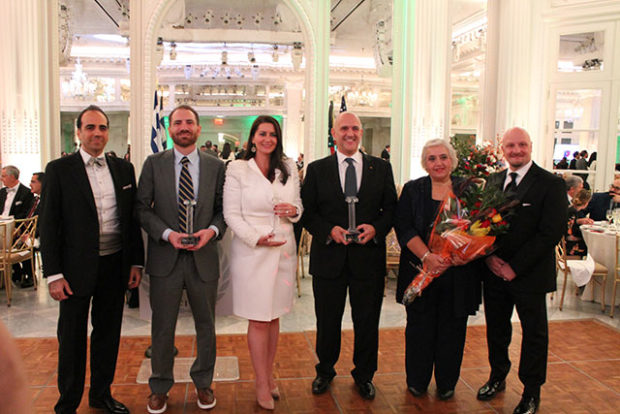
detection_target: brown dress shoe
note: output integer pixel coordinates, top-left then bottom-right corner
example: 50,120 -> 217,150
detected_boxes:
197,388 -> 216,410
147,393 -> 167,414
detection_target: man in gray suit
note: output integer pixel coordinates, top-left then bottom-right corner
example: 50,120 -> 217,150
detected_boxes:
136,105 -> 226,413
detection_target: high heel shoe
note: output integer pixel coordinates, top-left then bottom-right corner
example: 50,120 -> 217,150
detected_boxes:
257,396 -> 275,410
271,386 -> 280,400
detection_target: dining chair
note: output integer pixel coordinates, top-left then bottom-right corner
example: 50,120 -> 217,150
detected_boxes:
385,228 -> 401,295
296,228 -> 311,298
0,216 -> 38,307
611,236 -> 620,317
555,236 -> 607,312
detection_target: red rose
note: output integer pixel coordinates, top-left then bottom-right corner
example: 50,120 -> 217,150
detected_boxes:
480,220 -> 491,228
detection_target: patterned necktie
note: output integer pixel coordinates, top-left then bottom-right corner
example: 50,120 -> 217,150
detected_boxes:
504,172 -> 518,194
344,158 -> 357,197
89,156 -> 105,167
27,197 -> 39,218
178,157 -> 194,233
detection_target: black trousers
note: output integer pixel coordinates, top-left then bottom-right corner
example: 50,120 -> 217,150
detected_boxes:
312,264 -> 384,383
483,279 -> 548,399
55,252 -> 125,414
404,273 -> 468,392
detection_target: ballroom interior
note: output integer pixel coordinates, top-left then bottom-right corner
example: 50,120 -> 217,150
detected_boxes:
2,0 -> 620,413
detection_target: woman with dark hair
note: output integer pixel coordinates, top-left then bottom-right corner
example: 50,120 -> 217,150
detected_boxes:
223,115 -> 302,410
220,142 -> 234,162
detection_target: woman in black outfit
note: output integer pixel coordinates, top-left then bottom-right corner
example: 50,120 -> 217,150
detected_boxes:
394,139 -> 481,400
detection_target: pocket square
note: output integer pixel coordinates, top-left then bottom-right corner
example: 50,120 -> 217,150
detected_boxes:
15,201 -> 22,205
122,184 -> 132,190
522,203 -> 531,207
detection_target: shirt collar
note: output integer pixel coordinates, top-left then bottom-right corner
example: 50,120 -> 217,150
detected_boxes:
336,149 -> 363,166
507,160 -> 533,180
174,147 -> 199,165
80,147 -> 106,166
5,183 -> 18,192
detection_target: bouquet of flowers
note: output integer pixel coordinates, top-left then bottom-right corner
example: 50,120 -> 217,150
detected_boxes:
451,137 -> 503,179
402,179 -> 517,305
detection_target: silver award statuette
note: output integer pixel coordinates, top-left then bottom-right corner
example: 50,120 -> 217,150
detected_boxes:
181,199 -> 198,245
345,196 -> 361,243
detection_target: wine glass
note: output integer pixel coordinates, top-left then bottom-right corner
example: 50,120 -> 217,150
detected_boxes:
271,197 -> 284,242
606,209 -> 613,224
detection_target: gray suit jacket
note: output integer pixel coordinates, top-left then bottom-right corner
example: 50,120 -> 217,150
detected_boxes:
136,149 -> 226,281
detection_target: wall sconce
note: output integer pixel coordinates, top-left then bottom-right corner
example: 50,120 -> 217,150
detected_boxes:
170,42 -> 177,60
221,50 -> 228,65
291,42 -> 303,71
272,45 -> 279,62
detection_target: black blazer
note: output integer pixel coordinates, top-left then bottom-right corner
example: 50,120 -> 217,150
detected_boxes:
393,175 -> 481,315
484,163 -> 566,293
39,152 -> 144,296
0,183 -> 34,219
301,152 -> 397,278
581,191 -> 613,221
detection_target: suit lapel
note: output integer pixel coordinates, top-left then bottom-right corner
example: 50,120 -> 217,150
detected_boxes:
357,153 -> 372,199
328,154 -> 345,199
196,151 -> 212,213
69,152 -> 97,214
515,163 -> 539,201
161,150 -> 178,213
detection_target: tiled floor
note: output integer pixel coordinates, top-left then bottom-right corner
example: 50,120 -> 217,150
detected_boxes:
3,266 -> 620,412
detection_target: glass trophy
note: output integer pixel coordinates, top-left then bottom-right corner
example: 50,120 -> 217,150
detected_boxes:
270,197 -> 285,243
181,199 -> 198,245
345,196 -> 361,243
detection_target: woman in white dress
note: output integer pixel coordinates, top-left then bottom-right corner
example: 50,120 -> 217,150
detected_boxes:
223,116 -> 302,410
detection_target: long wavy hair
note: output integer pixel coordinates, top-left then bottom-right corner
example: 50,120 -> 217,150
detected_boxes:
244,116 -> 289,184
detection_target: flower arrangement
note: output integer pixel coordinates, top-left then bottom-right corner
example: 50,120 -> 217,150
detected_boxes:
451,137 -> 503,179
402,179 -> 517,305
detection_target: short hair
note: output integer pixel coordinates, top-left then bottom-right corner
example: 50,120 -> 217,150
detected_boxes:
573,151 -> 580,157
580,150 -> 588,157
565,175 -> 583,191
572,189 -> 592,208
168,104 -> 200,125
2,165 -> 19,179
420,139 -> 458,173
76,105 -> 109,129
33,172 -> 45,184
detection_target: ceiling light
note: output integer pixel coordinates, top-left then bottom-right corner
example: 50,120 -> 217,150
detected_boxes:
204,10 -> 214,24
221,50 -> 228,65
272,45 -> 279,62
248,51 -> 256,63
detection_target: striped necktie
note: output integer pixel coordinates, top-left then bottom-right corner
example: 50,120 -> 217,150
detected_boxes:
178,157 -> 194,233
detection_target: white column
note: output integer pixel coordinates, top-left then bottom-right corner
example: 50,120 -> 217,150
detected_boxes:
284,82 -> 303,158
0,0 -> 58,179
480,0 -> 499,144
495,0 -> 534,133
130,0 -> 150,176
392,0 -> 451,182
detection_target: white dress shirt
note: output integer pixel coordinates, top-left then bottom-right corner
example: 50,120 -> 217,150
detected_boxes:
1,183 -> 19,216
503,160 -> 533,190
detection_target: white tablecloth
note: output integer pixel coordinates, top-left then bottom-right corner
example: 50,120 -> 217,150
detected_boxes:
580,226 -> 618,304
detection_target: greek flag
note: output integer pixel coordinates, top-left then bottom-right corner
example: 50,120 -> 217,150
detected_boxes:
150,91 -> 164,153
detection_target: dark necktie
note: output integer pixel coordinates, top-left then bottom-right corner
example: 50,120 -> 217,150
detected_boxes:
27,197 -> 39,218
344,158 -> 357,197
504,172 -> 518,194
178,157 -> 194,233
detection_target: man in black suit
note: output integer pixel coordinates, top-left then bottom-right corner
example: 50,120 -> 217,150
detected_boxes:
301,112 -> 397,400
477,127 -> 566,414
40,105 -> 144,414
0,165 -> 34,220
581,178 -> 620,221
1,165 -> 35,286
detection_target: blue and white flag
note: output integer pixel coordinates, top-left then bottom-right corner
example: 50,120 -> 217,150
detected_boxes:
150,90 -> 164,153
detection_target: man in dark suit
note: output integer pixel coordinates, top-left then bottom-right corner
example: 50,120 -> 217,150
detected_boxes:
477,127 -> 566,414
1,165 -> 35,286
40,105 -> 143,414
581,178 -> 620,221
136,105 -> 226,413
0,165 -> 34,220
301,112 -> 397,400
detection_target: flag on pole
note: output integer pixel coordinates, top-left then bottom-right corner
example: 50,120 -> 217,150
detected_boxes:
150,90 -> 164,153
340,95 -> 347,113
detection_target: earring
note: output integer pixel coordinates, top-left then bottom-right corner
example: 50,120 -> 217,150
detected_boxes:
251,145 -> 256,153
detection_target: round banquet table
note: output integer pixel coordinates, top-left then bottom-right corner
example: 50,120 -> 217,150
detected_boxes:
580,224 -> 618,307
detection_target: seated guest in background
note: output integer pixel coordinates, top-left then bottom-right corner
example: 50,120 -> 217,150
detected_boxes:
394,139 -> 481,401
12,172 -> 45,288
567,189 -> 592,257
582,178 -> 620,221
223,116 -> 303,410
0,165 -> 35,286
565,175 -> 583,204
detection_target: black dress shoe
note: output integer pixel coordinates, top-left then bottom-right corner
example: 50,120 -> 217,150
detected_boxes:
355,380 -> 376,400
513,396 -> 539,414
407,386 -> 426,397
20,278 -> 34,288
89,396 -> 130,414
311,375 -> 332,394
477,379 -> 506,401
437,389 -> 454,400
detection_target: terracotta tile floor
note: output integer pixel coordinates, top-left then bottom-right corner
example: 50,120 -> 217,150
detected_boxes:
17,319 -> 620,413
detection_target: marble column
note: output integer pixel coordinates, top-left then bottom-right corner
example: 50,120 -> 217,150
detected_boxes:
284,82 -> 303,158
0,0 -> 59,179
392,0 -> 451,182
